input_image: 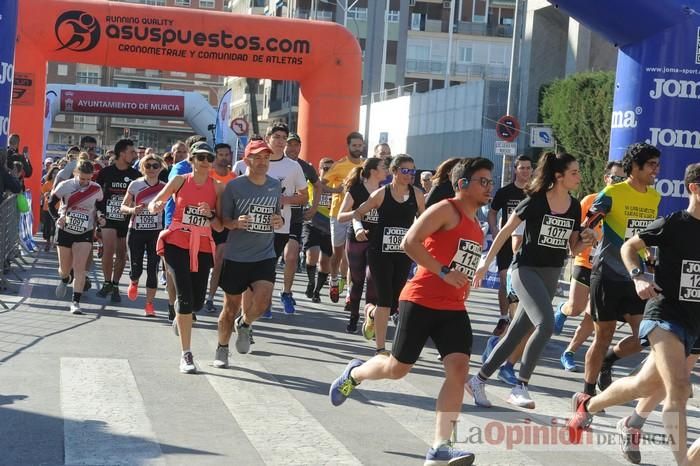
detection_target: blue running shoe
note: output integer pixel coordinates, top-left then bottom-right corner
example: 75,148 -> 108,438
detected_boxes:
553,302 -> 567,335
424,443 -> 475,466
481,335 -> 499,364
498,364 -> 518,386
561,351 -> 578,372
262,304 -> 272,319
281,292 -> 296,315
329,359 -> 363,406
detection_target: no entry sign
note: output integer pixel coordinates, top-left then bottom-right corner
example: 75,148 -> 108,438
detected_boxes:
496,115 -> 521,142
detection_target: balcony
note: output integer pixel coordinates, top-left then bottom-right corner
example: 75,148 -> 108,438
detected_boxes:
457,21 -> 513,38
405,59 -> 510,81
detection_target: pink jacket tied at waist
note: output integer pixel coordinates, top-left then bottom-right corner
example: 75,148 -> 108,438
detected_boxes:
156,221 -> 216,272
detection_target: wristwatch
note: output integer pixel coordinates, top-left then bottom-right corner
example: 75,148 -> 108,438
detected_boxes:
438,265 -> 451,279
629,267 -> 643,279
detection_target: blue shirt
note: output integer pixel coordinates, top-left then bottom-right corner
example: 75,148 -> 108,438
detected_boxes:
164,160 -> 192,227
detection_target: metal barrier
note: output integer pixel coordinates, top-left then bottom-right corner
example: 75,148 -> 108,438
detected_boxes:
0,194 -> 21,309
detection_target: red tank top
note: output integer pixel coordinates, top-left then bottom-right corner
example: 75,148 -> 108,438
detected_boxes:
166,174 -> 217,254
400,199 -> 484,311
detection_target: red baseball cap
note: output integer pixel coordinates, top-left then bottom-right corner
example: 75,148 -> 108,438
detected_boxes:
244,139 -> 272,158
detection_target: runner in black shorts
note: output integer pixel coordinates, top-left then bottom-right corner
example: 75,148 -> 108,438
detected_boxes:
95,138 -> 140,303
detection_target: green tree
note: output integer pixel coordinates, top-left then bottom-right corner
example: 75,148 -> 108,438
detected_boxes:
539,71 -> 614,196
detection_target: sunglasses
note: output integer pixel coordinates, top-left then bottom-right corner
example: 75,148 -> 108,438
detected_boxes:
399,168 -> 416,175
144,163 -> 161,170
195,153 -> 215,163
610,175 -> 627,183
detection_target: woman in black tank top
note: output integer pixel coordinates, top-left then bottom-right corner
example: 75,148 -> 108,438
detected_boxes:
350,155 -> 425,355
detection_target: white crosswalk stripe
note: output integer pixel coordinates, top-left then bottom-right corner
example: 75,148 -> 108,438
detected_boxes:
61,357 -> 164,465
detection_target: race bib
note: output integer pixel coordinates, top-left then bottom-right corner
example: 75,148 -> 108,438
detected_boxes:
506,199 -> 520,219
449,239 -> 482,279
364,208 -> 379,224
382,226 -> 408,253
247,203 -> 274,233
64,210 -> 90,234
679,260 -> 700,302
537,214 -> 574,249
134,212 -> 159,230
319,193 -> 332,208
106,195 -> 125,221
182,205 -> 210,227
625,218 -> 654,241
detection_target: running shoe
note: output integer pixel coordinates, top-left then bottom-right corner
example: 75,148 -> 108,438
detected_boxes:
465,376 -> 492,408
598,366 -> 613,392
567,392 -> 593,443
110,286 -> 122,303
249,327 -> 255,345
281,292 -> 296,315
553,302 -> 567,335
213,345 -> 230,369
262,305 -> 272,319
424,443 -> 475,466
96,281 -> 113,298
329,282 -> 340,303
144,302 -> 156,317
305,281 -> 314,299
492,317 -> 509,336
205,299 -> 217,313
70,302 -> 83,315
338,277 -> 346,295
391,311 -> 399,326
127,281 -> 138,301
482,335 -> 499,364
311,291 -> 321,304
159,271 -> 167,286
497,365 -> 518,386
346,316 -> 359,334
616,416 -> 642,464
508,383 -> 535,409
179,351 -> 196,374
329,359 -> 363,406
56,279 -> 69,299
235,317 -> 252,354
362,304 -> 375,340
561,351 -> 577,372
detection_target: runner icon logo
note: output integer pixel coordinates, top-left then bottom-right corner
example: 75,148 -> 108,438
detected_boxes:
55,11 -> 101,52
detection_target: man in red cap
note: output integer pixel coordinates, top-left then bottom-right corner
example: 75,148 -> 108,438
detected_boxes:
213,139 -> 284,368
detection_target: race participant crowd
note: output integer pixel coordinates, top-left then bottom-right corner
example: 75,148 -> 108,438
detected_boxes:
33,124 -> 700,466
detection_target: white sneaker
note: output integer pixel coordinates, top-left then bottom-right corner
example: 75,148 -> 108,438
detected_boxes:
180,351 -> 196,374
70,302 -> 83,315
508,383 -> 535,409
466,376 -> 492,408
56,279 -> 68,298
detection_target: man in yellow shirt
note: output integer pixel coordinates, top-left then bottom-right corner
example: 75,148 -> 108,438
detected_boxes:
322,131 -> 365,302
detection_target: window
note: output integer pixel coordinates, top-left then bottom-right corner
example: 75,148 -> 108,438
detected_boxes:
55,114 -> 66,122
347,8 -> 367,20
56,64 -> 68,76
120,67 -> 136,74
171,71 -> 187,78
77,70 -> 100,85
145,0 -> 165,5
386,10 -> 400,23
174,0 -> 191,6
489,45 -> 506,64
199,0 -> 215,8
411,13 -> 423,31
194,73 -> 211,79
458,45 -> 473,63
407,45 -> 430,60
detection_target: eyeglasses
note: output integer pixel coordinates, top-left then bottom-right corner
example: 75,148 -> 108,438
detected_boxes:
470,177 -> 495,187
195,153 -> 215,163
144,163 -> 161,170
399,168 -> 416,175
610,175 -> 627,183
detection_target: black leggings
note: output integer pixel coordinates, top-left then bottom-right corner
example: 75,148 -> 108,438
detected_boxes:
41,210 -> 55,241
346,240 -> 377,317
128,229 -> 160,289
367,250 -> 412,309
163,243 -> 213,315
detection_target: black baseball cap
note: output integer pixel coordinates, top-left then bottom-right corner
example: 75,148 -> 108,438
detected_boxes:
190,142 -> 215,156
287,133 -> 301,143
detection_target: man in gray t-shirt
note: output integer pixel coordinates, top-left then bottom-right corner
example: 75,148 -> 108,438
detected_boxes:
215,140 -> 284,366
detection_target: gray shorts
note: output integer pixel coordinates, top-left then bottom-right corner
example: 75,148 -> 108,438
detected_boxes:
330,217 -> 349,248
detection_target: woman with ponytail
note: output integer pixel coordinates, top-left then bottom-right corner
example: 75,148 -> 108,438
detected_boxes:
337,158 -> 388,333
467,152 -> 595,409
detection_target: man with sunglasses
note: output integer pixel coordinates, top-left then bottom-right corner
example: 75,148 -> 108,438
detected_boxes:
555,161 -> 625,372
581,142 -> 661,398
330,158 -> 494,466
95,139 -> 141,303
487,155 -> 533,337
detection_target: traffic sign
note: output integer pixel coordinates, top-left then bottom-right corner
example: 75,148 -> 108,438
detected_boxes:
230,117 -> 249,136
496,115 -> 521,142
495,141 -> 517,156
530,126 -> 554,147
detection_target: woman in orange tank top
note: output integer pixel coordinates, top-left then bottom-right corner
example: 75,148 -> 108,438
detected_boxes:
149,142 -> 225,374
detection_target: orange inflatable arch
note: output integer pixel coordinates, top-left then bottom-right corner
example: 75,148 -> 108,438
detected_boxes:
12,0 -> 361,225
